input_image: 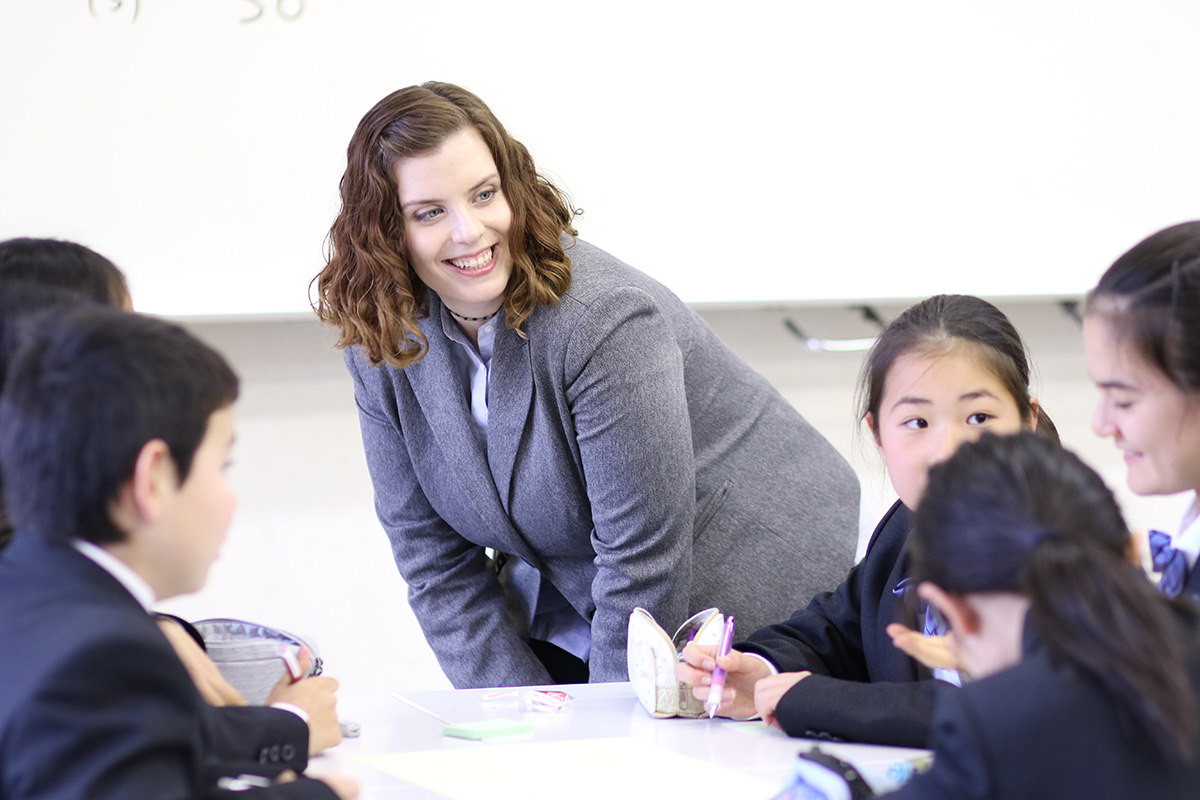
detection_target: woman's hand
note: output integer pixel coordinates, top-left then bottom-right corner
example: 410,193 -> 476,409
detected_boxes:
156,617 -> 246,707
676,643 -> 772,720
753,671 -> 812,729
886,623 -> 959,671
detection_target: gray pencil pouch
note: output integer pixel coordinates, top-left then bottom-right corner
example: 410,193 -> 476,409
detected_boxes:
191,617 -> 322,706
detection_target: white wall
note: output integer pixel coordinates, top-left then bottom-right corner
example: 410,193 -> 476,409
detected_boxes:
4,1 -> 1200,313
155,301 -> 1192,695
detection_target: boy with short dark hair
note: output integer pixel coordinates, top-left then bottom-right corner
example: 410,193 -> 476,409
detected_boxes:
0,307 -> 357,799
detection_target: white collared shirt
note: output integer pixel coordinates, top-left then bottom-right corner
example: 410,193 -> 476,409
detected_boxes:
1171,491 -> 1200,570
72,538 -> 156,610
440,305 -> 497,446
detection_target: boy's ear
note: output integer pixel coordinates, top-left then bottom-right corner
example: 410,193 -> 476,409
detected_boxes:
109,439 -> 176,529
918,582 -> 980,636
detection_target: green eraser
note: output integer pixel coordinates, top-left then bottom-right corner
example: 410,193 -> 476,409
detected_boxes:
441,718 -> 534,740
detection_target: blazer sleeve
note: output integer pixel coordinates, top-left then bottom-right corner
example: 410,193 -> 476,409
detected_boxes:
739,502 -> 910,678
738,502 -> 945,747
561,286 -> 697,682
738,557 -> 876,679
197,705 -> 309,777
1,633 -> 336,800
773,675 -> 951,747
347,353 -> 552,688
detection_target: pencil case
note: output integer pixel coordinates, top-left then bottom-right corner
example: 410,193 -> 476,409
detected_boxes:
627,606 -> 726,718
191,617 -> 322,705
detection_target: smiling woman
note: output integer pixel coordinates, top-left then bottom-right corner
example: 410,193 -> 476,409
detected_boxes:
311,82 -> 861,689
1083,221 -> 1200,600
395,128 -> 514,332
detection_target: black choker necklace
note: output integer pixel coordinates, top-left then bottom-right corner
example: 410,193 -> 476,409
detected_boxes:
446,306 -> 499,323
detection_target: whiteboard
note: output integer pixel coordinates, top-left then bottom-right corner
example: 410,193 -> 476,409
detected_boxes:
2,1 -> 1198,316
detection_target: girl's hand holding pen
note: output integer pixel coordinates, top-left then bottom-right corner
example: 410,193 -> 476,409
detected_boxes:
675,643 -> 770,720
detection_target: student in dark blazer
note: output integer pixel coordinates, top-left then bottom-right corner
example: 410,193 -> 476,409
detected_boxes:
1083,222 -> 1200,603
313,82 -> 860,687
678,295 -> 1056,747
0,308 -> 356,799
734,500 -> 940,746
0,236 -> 322,710
880,433 -> 1200,798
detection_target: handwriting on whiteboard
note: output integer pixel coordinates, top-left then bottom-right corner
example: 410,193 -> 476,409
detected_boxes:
88,0 -> 139,22
87,1 -> 306,24
240,0 -> 305,24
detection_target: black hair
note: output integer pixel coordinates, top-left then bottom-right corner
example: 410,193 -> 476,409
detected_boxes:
0,285 -> 99,549
1085,221 -> 1200,392
0,307 -> 239,546
913,431 -> 1197,761
857,295 -> 1058,443
0,237 -> 130,309
0,238 -> 132,549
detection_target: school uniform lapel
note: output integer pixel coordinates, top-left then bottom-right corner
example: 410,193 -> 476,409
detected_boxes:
888,547 -> 933,681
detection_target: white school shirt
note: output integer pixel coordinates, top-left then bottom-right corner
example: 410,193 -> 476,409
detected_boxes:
73,538 -> 156,611
1169,491 -> 1200,570
440,307 -> 592,662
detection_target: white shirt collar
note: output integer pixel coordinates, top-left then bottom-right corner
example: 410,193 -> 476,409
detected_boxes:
71,539 -> 157,610
438,303 -> 498,356
1167,492 -> 1200,569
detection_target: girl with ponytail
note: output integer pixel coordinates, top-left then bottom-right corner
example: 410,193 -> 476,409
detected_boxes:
678,294 -> 1051,747
884,431 -> 1200,798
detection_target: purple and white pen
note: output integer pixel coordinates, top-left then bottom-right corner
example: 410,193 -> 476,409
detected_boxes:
705,615 -> 736,719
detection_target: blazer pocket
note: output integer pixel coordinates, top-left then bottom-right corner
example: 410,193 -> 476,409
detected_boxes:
693,478 -> 733,539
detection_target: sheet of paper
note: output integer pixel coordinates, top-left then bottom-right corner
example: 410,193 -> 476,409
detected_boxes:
353,737 -> 780,800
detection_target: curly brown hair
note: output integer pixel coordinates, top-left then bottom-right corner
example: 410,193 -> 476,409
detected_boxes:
312,82 -> 577,368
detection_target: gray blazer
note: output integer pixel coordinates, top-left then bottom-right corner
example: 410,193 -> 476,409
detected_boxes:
346,238 -> 859,687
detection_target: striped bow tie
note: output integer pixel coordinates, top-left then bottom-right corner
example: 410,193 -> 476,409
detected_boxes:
1149,529 -> 1189,599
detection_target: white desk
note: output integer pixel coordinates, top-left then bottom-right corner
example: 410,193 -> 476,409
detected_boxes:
312,684 -> 930,799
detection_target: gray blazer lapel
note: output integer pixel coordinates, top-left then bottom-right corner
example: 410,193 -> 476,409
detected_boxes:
406,317 -> 501,521
486,317 -> 533,514
410,308 -> 545,572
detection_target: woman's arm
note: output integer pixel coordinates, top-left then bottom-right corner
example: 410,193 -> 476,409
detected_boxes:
562,286 -> 699,681
347,354 -> 551,688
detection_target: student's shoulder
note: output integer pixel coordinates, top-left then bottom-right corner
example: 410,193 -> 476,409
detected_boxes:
951,646 -> 1095,747
0,545 -> 144,640
2,608 -> 189,732
861,500 -> 912,561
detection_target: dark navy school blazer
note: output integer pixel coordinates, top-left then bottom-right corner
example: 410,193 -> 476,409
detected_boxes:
889,614 -> 1200,799
0,534 -> 333,800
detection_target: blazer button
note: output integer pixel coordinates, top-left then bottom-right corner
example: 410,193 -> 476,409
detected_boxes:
281,744 -> 296,762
